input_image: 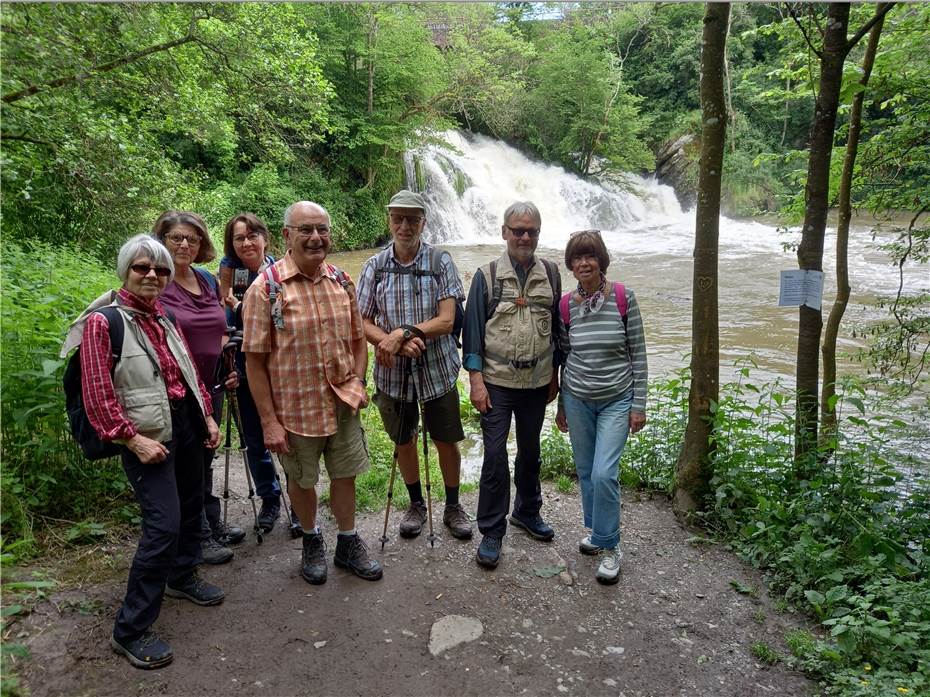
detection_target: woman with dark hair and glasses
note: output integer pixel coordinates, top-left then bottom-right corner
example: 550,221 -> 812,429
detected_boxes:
69,234 -> 223,668
555,229 -> 648,585
152,211 -> 244,563
217,212 -> 295,534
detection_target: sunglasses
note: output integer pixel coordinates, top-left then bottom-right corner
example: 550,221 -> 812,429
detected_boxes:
389,213 -> 424,225
505,225 -> 540,239
130,264 -> 171,278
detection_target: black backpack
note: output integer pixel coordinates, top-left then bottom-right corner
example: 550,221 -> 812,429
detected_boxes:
63,305 -> 175,461
373,246 -> 465,347
484,257 -> 560,318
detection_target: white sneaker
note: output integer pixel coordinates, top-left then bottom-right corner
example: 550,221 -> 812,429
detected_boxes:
596,545 -> 622,585
579,535 -> 602,556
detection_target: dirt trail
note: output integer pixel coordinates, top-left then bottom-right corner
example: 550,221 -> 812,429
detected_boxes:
14,475 -> 815,697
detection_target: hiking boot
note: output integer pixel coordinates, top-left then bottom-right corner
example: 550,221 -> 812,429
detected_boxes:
334,533 -> 383,581
288,507 -> 304,539
301,533 -> 327,585
201,537 -> 234,565
476,535 -> 502,569
579,535 -> 602,556
443,503 -> 473,540
399,500 -> 427,538
596,545 -> 622,585
509,513 -> 555,541
257,497 -> 280,533
111,630 -> 173,669
165,571 -> 225,606
212,520 -> 246,546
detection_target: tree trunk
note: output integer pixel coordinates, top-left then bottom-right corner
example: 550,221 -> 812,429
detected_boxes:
793,2 -> 850,471
820,11 -> 887,450
365,11 -> 378,188
673,2 -> 729,517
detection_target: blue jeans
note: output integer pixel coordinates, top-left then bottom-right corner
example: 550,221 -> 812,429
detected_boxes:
561,389 -> 632,549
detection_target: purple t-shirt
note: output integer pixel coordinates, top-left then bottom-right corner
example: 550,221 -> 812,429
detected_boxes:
160,269 -> 227,388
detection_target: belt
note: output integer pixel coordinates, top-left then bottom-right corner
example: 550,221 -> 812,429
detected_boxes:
485,344 -> 554,371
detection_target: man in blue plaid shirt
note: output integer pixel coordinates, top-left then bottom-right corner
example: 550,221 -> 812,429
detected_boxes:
356,190 -> 473,541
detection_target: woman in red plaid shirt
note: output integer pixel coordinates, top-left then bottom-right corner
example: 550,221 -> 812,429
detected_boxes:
79,234 -> 222,669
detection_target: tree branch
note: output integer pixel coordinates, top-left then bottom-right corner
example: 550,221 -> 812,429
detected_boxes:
785,2 -> 822,59
3,25 -> 204,104
846,3 -> 896,55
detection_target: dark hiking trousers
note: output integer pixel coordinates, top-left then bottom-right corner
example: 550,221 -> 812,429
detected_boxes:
234,361 -> 280,501
476,383 -> 549,538
113,395 -> 206,642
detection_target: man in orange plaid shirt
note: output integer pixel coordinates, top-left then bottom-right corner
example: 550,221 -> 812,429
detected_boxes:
243,201 -> 382,584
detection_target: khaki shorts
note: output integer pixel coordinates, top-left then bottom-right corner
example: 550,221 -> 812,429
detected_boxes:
373,386 -> 465,445
280,401 -> 369,489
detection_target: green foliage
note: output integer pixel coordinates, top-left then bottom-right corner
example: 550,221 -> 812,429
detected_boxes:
540,424 -> 574,481
1,241 -> 131,553
750,641 -> 782,666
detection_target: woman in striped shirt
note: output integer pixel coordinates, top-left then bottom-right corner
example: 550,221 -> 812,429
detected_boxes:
555,230 -> 648,585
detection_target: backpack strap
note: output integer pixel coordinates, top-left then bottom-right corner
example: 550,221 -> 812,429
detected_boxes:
193,267 -> 221,302
94,306 -> 125,364
541,258 -> 559,298
263,265 -> 284,330
559,293 -> 571,326
614,282 -> 628,328
485,260 -> 503,317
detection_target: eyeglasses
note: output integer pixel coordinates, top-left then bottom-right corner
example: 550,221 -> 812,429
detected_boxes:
130,264 -> 171,278
389,213 -> 424,226
165,233 -> 202,246
505,225 -> 540,239
570,229 -> 602,238
285,224 -> 330,238
232,232 -> 263,245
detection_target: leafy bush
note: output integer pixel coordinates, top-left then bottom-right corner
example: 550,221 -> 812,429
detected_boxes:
1,242 -> 132,555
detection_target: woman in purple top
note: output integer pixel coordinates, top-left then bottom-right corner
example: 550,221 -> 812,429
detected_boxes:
152,211 -> 244,564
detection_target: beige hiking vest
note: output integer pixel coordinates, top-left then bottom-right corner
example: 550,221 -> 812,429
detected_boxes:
62,292 -> 207,443
479,253 -> 557,389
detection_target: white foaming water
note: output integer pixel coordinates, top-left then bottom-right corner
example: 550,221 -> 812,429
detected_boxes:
408,130 -> 922,299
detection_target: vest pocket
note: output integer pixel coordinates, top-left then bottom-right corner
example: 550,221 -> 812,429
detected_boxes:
117,385 -> 171,441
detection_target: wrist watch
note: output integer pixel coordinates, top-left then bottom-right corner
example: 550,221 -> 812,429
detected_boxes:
400,324 -> 426,342
402,327 -> 414,340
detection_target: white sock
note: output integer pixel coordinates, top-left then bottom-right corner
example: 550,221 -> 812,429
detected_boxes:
338,528 -> 356,537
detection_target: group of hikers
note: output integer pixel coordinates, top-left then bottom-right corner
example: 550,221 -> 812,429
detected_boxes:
64,190 -> 648,669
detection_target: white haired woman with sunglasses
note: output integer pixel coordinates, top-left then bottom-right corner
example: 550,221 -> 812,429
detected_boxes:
77,234 -> 222,669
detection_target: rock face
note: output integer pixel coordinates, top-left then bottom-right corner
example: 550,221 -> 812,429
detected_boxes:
428,615 -> 484,656
654,134 -> 698,209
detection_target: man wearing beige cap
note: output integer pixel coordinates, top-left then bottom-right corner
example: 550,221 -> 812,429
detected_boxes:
356,190 -> 473,542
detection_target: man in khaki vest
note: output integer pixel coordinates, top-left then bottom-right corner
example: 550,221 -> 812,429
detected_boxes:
461,201 -> 562,569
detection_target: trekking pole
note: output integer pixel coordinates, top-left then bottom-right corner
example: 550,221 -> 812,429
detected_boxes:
272,457 -> 302,539
222,338 -> 263,544
380,358 -> 411,549
227,387 -> 263,544
416,357 -> 436,547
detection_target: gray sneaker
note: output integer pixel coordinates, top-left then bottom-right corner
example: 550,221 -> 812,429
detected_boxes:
578,535 -> 602,556
201,537 -> 233,565
399,501 -> 427,538
596,545 -> 622,585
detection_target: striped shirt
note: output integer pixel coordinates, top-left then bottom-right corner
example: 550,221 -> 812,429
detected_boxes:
356,242 -> 464,402
241,252 -> 366,438
558,285 -> 648,411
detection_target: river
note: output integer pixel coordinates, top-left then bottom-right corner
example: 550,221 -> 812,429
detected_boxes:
327,130 -> 928,478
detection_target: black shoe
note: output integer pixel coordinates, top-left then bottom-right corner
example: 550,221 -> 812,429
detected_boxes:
111,630 -> 173,669
334,534 -> 383,581
212,521 -> 246,546
475,535 -> 502,569
288,507 -> 304,539
301,533 -> 327,585
509,513 -> 555,541
257,497 -> 280,533
201,537 -> 234,565
165,571 -> 225,606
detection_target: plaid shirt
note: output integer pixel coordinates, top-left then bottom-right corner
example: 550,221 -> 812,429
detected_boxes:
356,242 -> 464,402
81,288 -> 212,442
241,252 -> 366,438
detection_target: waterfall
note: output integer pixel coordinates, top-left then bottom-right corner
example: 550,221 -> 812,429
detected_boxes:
405,130 -> 689,251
